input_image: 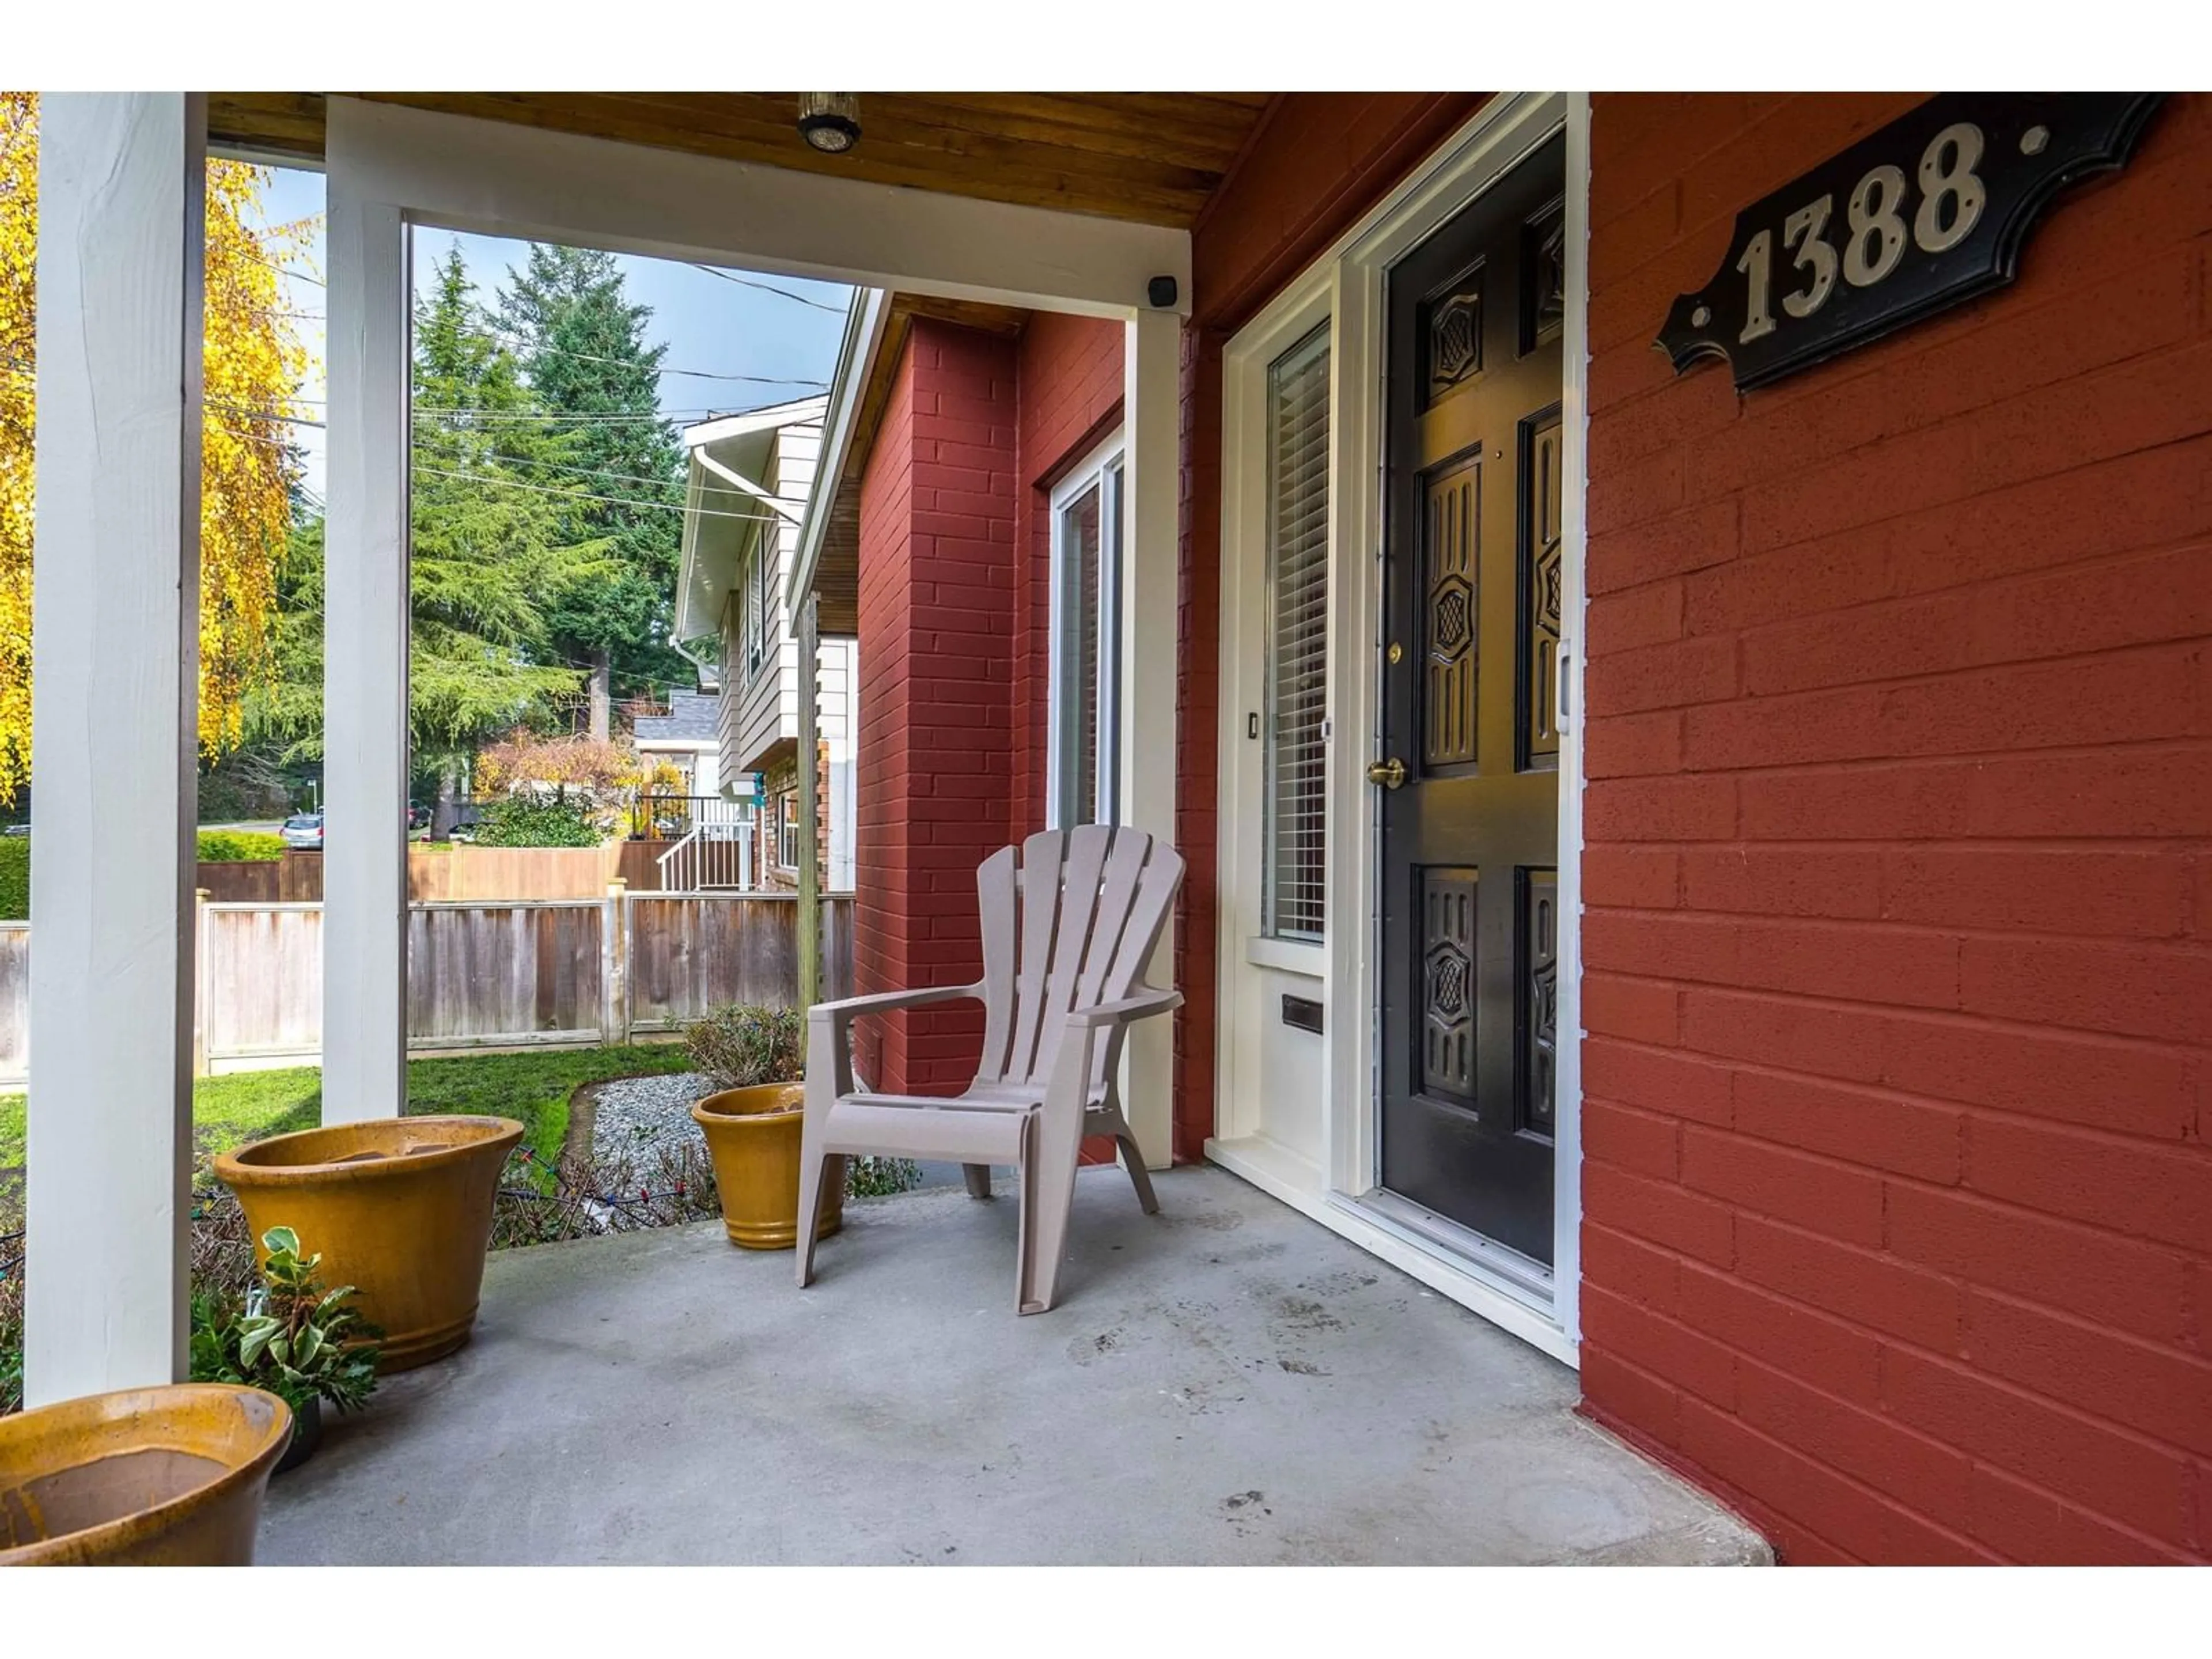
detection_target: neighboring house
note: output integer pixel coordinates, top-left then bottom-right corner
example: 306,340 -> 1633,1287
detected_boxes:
628,688 -> 722,798
672,397 -> 859,891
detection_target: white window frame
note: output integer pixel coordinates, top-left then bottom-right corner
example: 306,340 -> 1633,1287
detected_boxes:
1207,93 -> 1590,1368
1046,429 -> 1125,830
744,538 -> 773,682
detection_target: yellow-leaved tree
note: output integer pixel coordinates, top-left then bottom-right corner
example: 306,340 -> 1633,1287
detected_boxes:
0,91 -> 311,802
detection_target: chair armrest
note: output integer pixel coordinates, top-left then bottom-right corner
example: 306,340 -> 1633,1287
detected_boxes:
809,983 -> 982,1024
1065,987 -> 1183,1030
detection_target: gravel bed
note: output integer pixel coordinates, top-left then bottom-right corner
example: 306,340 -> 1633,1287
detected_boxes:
585,1070 -> 984,1195
587,1071 -> 717,1161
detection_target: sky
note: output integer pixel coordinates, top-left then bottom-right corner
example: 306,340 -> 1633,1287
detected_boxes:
249,165 -> 854,503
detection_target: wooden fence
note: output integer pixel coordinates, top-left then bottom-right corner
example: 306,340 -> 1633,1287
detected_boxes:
0,893 -> 853,1084
192,843 -> 632,905
0,924 -> 26,1087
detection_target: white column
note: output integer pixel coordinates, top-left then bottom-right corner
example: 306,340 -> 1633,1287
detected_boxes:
1120,308 -> 1181,1169
24,94 -> 204,1403
320,153 -> 411,1121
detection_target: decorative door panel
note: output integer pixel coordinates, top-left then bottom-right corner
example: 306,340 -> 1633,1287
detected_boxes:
1422,459 -> 1479,772
1521,410 -> 1563,772
1419,867 -> 1478,1101
1378,132 -> 1566,1268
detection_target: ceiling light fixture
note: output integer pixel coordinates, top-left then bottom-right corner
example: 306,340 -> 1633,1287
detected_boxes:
797,94 -> 862,155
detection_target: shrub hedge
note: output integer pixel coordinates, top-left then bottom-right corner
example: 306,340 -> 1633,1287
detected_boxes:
195,830 -> 289,862
0,838 -> 23,922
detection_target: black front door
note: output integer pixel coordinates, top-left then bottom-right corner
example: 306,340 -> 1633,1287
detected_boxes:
1377,134 -> 1566,1265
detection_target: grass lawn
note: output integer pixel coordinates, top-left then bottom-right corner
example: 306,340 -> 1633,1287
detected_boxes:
0,1042 -> 695,1174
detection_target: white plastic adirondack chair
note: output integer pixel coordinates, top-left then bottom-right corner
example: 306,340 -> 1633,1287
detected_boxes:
797,825 -> 1184,1313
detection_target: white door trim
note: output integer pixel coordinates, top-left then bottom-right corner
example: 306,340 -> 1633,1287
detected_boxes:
1209,92 -> 1590,1366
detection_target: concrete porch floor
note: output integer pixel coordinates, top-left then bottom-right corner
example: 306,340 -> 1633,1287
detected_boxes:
261,1166 -> 1768,1565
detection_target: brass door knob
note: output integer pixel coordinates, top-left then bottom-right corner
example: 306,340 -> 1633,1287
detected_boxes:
1366,756 -> 1407,790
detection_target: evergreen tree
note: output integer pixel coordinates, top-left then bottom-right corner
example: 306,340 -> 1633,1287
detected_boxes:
497,244 -> 689,737
247,246 -> 612,828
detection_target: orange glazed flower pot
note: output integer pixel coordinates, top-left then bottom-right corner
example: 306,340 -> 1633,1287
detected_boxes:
0,1384 -> 291,1566
214,1115 -> 525,1372
692,1084 -> 843,1250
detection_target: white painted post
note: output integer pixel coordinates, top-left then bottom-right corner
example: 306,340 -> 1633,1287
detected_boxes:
602,878 -> 630,1047
1120,308 -> 1181,1170
192,888 -> 211,1078
321,147 -> 411,1122
24,94 -> 205,1404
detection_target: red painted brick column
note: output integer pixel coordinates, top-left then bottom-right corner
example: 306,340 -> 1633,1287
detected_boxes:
1574,92 -> 2212,1564
852,320 -> 1020,1094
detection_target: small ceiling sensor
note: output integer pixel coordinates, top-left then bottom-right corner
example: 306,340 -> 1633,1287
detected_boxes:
797,93 -> 862,155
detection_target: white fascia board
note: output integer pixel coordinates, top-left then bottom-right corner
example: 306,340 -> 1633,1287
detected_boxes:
787,286 -> 888,613
683,395 -> 828,450
325,98 -> 1188,319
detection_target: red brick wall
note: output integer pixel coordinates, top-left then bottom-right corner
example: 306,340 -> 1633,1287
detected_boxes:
1575,92 -> 2212,1565
1172,94 -> 1491,1159
1012,310 -> 1125,844
852,320 -> 1020,1094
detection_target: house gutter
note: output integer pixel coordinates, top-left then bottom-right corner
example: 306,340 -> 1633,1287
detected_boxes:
786,286 -> 888,614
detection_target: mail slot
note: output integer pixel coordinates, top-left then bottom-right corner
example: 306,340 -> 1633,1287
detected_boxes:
1281,994 -> 1323,1035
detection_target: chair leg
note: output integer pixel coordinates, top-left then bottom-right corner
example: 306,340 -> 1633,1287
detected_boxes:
1098,1089 -> 1158,1215
1017,1101 -> 1083,1315
1115,1129 -> 1160,1215
795,1124 -> 832,1289
961,1162 -> 993,1200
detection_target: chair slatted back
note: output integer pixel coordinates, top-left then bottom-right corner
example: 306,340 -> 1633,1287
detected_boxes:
972,827 -> 1183,1091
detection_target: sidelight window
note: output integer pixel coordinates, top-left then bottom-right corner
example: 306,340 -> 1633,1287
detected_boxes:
1262,325 -> 1331,942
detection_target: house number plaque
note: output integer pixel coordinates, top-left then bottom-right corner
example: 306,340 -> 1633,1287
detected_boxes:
1656,93 -> 2165,391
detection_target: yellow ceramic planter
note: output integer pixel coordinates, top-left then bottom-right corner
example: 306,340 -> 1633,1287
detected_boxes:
692,1085 -> 843,1249
0,1384 -> 291,1566
214,1115 -> 525,1372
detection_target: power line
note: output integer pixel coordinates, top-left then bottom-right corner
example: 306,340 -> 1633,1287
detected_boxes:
690,264 -> 848,315
411,464 -> 784,526
473,321 -> 825,389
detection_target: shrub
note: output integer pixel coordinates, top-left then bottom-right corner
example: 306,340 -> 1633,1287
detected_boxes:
195,830 -> 288,862
189,1226 -> 380,1419
0,837 -> 24,922
0,1271 -> 20,1418
471,796 -> 600,848
685,1003 -> 803,1087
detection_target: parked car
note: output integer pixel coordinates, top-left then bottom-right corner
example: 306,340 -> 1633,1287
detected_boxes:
281,812 -> 325,851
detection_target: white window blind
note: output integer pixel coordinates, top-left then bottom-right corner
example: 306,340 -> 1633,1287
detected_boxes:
1263,325 -> 1331,942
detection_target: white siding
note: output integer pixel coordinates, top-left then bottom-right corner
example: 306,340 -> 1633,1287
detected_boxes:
728,421 -> 824,775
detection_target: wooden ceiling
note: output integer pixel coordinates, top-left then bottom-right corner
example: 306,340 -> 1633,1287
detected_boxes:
207,93 -> 1276,228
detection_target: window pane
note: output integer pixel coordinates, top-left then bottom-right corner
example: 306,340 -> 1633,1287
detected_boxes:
1060,481 -> 1102,826
1263,325 -> 1331,942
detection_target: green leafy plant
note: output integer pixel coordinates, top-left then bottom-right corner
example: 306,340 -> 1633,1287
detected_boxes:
470,794 -> 600,847
195,829 -> 288,862
190,1226 -> 380,1418
685,1003 -> 804,1088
